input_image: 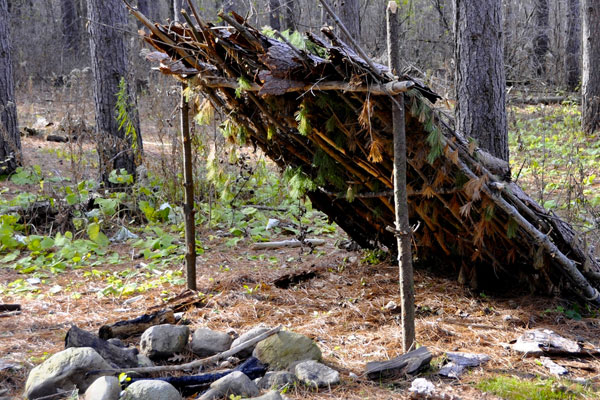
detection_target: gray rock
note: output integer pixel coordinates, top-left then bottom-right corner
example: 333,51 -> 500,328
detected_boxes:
247,391 -> 283,400
140,324 -> 189,359
197,388 -> 222,400
253,331 -> 321,370
137,354 -> 154,368
230,326 -> 270,358
513,329 -> 581,355
258,371 -> 299,390
541,357 -> 568,376
84,376 -> 120,400
191,328 -> 233,357
24,347 -> 112,399
294,360 -> 340,388
107,338 -> 125,347
121,380 -> 182,400
209,371 -> 259,398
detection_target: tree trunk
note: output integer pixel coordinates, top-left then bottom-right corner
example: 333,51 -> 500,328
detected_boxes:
137,0 -> 157,22
565,0 -> 581,91
61,0 -> 80,54
582,0 -> 600,134
87,0 -> 141,184
0,0 -> 20,175
336,0 -> 360,41
387,0 -> 415,353
284,0 -> 296,30
533,0 -> 549,77
454,0 -> 508,162
173,0 -> 191,21
269,0 -> 281,30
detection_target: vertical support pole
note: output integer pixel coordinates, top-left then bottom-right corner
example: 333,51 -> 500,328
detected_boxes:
181,82 -> 197,291
387,1 -> 415,352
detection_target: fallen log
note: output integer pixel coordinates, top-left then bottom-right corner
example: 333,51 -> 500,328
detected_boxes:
0,304 -> 21,312
98,308 -> 175,340
65,325 -> 139,368
365,346 -> 432,380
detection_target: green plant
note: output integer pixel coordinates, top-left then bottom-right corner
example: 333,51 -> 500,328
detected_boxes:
476,375 -> 593,400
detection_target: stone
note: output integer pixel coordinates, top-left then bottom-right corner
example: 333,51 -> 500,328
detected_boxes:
140,324 -> 189,359
247,391 -> 283,400
294,360 -> 340,388
121,380 -> 182,400
84,376 -> 120,400
253,331 -> 321,370
513,329 -> 581,356
24,347 -> 112,400
258,371 -> 299,390
191,328 -> 233,357
438,352 -> 490,378
137,354 -> 154,368
541,357 -> 568,376
209,371 -> 260,398
230,326 -> 271,358
409,378 -> 435,397
197,388 -> 222,400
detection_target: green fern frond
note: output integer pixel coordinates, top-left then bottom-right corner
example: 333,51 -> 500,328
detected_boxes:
235,76 -> 253,98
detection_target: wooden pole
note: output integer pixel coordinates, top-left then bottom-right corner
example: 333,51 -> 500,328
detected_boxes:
181,82 -> 197,291
387,1 -> 415,352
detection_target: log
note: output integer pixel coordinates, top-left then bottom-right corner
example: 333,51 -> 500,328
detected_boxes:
98,308 -> 175,340
65,325 -> 139,368
0,304 -> 21,312
88,325 -> 281,376
273,270 -> 318,288
45,134 -> 70,143
508,96 -> 578,105
365,346 -> 432,380
128,357 -> 267,397
251,239 -> 325,250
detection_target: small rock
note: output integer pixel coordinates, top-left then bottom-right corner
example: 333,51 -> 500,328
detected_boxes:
136,354 -> 154,368
294,360 -> 340,388
121,380 -> 182,400
409,378 -> 435,397
247,391 -> 283,400
24,347 -> 112,399
197,388 -> 222,400
253,330 -> 321,370
384,301 -> 398,311
230,326 -> 271,358
209,371 -> 259,398
84,376 -> 120,400
140,324 -> 189,359
191,328 -> 233,357
541,357 -> 568,376
107,338 -> 125,348
348,372 -> 359,380
258,371 -> 299,390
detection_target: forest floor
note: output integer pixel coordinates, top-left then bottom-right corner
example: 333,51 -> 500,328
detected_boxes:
2,91 -> 600,399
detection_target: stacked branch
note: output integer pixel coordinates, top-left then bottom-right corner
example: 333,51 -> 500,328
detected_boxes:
124,1 -> 600,304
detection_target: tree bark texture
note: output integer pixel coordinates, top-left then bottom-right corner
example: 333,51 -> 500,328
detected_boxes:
137,0 -> 158,24
269,0 -> 281,30
387,1 -> 415,353
284,0 -> 296,30
87,0 -> 141,183
565,0 -> 581,91
454,0 -> 508,162
582,0 -> 600,134
0,0 -> 20,174
61,0 -> 80,54
335,0 -> 360,41
173,0 -> 191,21
533,0 -> 549,76
181,82 -> 196,291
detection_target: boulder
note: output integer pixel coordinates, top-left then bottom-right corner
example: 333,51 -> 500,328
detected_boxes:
253,331 -> 321,370
140,324 -> 189,359
258,371 -> 299,390
208,371 -> 259,398
294,360 -> 340,388
24,347 -> 112,399
137,354 -> 154,368
84,376 -> 120,400
191,328 -> 233,357
230,326 -> 270,358
121,380 -> 182,400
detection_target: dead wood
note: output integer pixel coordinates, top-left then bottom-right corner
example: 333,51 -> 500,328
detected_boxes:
251,239 -> 325,250
365,346 -> 431,380
124,3 -> 600,304
0,304 -> 21,312
98,308 -> 175,339
65,325 -> 139,368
